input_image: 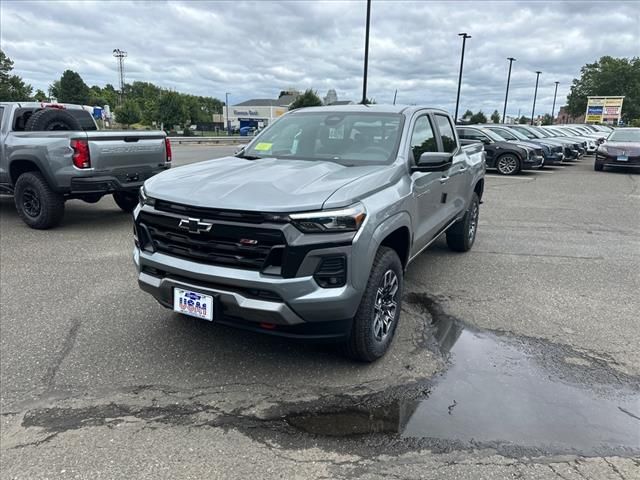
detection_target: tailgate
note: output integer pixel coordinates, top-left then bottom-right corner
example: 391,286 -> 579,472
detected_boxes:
86,131 -> 166,171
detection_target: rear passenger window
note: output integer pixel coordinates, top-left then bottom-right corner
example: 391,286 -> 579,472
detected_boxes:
434,115 -> 457,153
410,116 -> 437,161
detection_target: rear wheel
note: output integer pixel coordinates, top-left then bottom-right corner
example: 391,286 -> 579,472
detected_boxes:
113,191 -> 138,213
14,172 -> 65,229
343,247 -> 403,362
446,193 -> 479,252
496,154 -> 521,175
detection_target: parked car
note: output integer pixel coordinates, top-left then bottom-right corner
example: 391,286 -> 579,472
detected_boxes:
504,125 -> 582,160
0,102 -> 170,229
133,105 -> 485,361
594,128 -> 640,171
540,126 -> 596,154
456,125 -> 543,175
481,124 -> 564,165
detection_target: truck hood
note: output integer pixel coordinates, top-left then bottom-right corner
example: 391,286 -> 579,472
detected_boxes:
144,156 -> 383,212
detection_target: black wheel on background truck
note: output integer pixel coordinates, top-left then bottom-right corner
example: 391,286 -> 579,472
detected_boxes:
14,172 -> 65,229
594,161 -> 604,171
343,246 -> 403,362
446,192 -> 480,252
113,191 -> 139,213
24,108 -> 82,131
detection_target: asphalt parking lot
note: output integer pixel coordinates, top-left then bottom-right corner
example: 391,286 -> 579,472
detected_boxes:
1,145 -> 639,479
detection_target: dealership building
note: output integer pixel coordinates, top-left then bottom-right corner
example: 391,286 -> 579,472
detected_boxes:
221,94 -> 297,130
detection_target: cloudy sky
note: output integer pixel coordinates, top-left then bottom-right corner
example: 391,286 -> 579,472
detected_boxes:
2,0 -> 639,117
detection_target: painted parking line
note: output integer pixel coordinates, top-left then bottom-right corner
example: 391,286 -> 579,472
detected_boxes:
485,175 -> 534,179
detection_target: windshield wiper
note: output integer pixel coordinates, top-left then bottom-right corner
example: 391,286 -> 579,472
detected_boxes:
236,153 -> 262,160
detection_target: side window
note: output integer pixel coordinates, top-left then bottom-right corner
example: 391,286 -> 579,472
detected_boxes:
434,114 -> 457,153
410,115 -> 437,161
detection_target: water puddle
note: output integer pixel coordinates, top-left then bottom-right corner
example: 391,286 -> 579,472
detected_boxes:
287,295 -> 640,455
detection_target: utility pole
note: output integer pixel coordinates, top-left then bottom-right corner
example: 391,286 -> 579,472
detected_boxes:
454,33 -> 471,124
393,89 -> 397,105
551,81 -> 559,124
112,49 -> 127,105
530,71 -> 541,125
502,57 -> 516,123
361,0 -> 372,104
225,92 -> 231,135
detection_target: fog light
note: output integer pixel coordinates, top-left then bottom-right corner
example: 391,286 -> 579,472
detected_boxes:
314,256 -> 347,288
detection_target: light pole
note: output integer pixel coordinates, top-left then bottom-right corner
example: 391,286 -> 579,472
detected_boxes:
530,71 -> 541,125
454,32 -> 471,124
551,81 -> 559,124
112,49 -> 127,105
502,57 -> 516,123
225,92 -> 230,135
361,0 -> 372,104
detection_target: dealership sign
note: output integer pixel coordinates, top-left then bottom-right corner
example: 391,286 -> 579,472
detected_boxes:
585,96 -> 624,124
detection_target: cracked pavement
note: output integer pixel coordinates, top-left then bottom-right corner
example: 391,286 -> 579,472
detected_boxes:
1,147 -> 638,479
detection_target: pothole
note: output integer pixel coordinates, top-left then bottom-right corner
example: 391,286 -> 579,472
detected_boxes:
283,293 -> 640,456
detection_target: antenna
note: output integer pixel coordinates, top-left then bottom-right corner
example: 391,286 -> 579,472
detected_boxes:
113,49 -> 127,105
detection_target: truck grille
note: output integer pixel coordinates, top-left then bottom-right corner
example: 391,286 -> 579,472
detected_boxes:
137,211 -> 285,271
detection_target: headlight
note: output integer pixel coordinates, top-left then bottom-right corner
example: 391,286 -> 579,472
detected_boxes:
290,203 -> 366,233
597,146 -> 608,155
139,185 -> 155,207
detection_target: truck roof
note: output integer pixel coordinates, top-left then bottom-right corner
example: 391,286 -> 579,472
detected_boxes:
292,104 -> 450,116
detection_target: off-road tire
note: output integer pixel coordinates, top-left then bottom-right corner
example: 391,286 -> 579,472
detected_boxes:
14,172 -> 65,229
113,191 -> 138,213
343,247 -> 403,362
24,108 -> 82,131
446,193 -> 480,252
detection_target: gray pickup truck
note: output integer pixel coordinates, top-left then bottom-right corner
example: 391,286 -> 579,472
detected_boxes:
133,105 -> 485,361
0,102 -> 170,228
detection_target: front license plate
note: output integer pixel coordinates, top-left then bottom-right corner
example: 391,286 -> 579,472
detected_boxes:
617,155 -> 628,162
173,288 -> 214,321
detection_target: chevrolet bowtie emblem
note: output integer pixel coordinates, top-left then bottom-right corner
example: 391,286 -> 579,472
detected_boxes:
178,217 -> 213,234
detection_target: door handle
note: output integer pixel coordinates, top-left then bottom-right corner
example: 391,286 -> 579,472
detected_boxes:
458,167 -> 468,173
439,176 -> 450,184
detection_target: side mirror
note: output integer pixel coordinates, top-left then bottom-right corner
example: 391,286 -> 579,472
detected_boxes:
481,138 -> 491,145
234,146 -> 245,155
597,137 -> 605,145
414,152 -> 453,172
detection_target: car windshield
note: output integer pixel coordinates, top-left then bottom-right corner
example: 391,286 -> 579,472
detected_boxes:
242,111 -> 403,165
480,128 -> 507,142
493,127 -> 528,141
608,129 -> 640,142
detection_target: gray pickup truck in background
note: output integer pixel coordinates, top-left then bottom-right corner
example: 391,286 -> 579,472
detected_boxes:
134,105 -> 485,361
0,102 -> 170,229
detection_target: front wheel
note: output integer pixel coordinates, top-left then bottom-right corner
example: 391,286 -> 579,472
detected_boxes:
113,191 -> 138,213
496,154 -> 521,175
343,247 -> 403,362
446,193 -> 479,252
594,161 -> 604,171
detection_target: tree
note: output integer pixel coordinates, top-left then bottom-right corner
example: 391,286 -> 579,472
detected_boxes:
469,111 -> 487,124
462,109 -> 473,120
541,113 -> 553,125
0,50 -> 33,101
288,89 -> 322,110
158,91 -> 186,129
362,97 -> 376,105
518,115 -> 529,124
33,89 -> 48,101
490,110 -> 501,123
114,100 -> 141,127
56,70 -> 90,104
567,56 -> 640,122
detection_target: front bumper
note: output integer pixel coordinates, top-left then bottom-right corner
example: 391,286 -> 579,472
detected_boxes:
523,155 -> 544,169
595,154 -> 640,168
134,247 -> 362,339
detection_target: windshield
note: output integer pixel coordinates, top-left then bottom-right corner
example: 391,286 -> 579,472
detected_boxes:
492,127 -> 528,141
608,129 -> 640,142
480,128 -> 508,142
242,111 -> 403,165
544,128 -> 565,137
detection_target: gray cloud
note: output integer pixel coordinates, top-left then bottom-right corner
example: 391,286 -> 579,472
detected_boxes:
1,0 -> 639,117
